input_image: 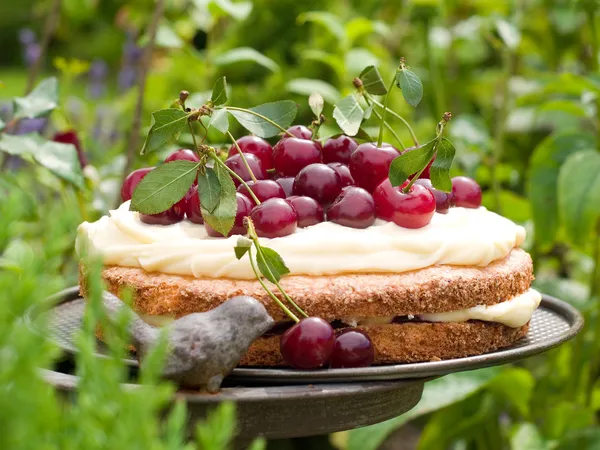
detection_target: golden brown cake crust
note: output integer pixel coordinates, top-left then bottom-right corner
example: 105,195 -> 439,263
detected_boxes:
82,248 -> 533,322
95,320 -> 528,366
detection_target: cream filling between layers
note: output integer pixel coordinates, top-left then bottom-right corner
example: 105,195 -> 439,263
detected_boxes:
345,289 -> 541,328
77,201 -> 526,280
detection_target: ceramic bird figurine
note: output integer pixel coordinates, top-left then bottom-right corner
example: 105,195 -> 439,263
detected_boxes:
101,291 -> 274,392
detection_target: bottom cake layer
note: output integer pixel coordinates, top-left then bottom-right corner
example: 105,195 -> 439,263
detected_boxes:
96,319 -> 528,366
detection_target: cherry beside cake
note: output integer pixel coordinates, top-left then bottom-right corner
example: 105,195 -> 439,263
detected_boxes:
78,133 -> 540,369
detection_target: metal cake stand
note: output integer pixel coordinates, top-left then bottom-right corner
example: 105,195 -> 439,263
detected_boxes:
32,287 -> 583,440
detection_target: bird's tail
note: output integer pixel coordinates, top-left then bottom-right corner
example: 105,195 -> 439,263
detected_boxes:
101,291 -> 157,346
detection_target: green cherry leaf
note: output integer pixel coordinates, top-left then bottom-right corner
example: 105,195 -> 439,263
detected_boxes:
213,47 -> 279,72
557,150 -> 600,248
308,92 -> 324,118
208,108 -> 230,133
363,104 -> 373,120
234,237 -> 252,260
141,108 -> 189,154
0,133 -> 45,156
34,140 -> 85,189
333,94 -> 364,136
256,246 -> 290,284
197,167 -> 221,213
210,76 -> 228,106
359,66 -> 388,95
0,118 -> 5,132
395,69 -> 423,107
228,101 -> 298,138
130,160 -> 199,214
201,161 -> 237,236
388,139 -> 436,186
528,132 -> 595,251
0,133 -> 84,188
13,77 -> 59,119
429,138 -> 455,192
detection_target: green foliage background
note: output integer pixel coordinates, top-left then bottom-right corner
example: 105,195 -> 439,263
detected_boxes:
2,0 -> 600,449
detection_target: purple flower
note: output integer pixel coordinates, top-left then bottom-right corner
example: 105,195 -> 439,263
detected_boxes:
0,103 -> 12,122
118,32 -> 142,92
88,59 -> 108,98
23,43 -> 41,67
18,28 -> 36,45
14,118 -> 48,135
118,66 -> 137,92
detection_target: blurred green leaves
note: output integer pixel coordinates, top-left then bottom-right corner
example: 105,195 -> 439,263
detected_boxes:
213,47 -> 279,72
557,151 -> 600,248
528,132 -> 596,250
13,77 -> 58,120
0,133 -> 84,189
348,368 -> 502,450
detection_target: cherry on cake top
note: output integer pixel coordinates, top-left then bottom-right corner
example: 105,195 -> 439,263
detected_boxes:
124,132 -> 482,239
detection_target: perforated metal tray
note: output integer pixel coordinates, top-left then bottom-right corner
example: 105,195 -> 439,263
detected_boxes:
35,287 -> 583,383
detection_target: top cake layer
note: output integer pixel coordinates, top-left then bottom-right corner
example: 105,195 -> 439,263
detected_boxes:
77,201 -> 526,280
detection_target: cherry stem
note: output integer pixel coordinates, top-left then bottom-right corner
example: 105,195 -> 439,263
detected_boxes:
226,131 -> 257,182
367,94 -> 419,147
187,121 -> 201,158
247,247 -> 300,323
224,106 -> 295,137
245,218 -> 309,319
254,243 -> 309,319
365,97 -> 406,149
377,76 -> 398,148
209,153 -> 261,205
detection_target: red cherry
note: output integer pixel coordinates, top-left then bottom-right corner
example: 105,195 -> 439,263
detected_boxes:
285,125 -> 313,140
280,317 -> 335,369
286,196 -> 325,228
327,186 -> 376,229
224,153 -> 267,187
228,136 -> 274,170
322,135 -> 358,164
205,193 -> 253,237
237,180 -> 285,205
349,143 -> 399,193
373,179 -> 436,229
292,163 -> 343,207
121,167 -> 154,202
54,130 -> 87,167
164,149 -> 200,163
414,179 -> 452,214
327,162 -> 355,187
274,176 -> 295,197
185,186 -> 203,224
451,176 -> 482,208
249,198 -> 297,238
272,137 -> 322,177
140,206 -> 184,225
330,330 -> 374,368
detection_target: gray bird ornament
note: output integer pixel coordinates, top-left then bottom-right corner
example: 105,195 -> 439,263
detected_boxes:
101,291 -> 274,392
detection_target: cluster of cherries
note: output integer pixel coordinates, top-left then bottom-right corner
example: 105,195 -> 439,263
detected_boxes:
121,124 -> 482,238
281,317 -> 374,369
121,126 -> 483,369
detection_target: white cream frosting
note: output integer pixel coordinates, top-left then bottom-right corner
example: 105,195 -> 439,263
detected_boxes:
76,201 -> 526,280
345,289 -> 541,328
419,288 -> 542,327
